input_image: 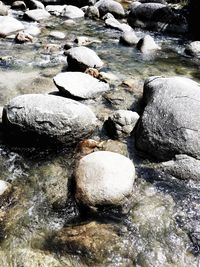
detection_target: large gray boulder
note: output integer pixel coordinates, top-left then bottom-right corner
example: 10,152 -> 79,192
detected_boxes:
3,94 -> 97,145
66,46 -> 104,71
0,16 -> 24,37
24,9 -> 51,21
95,0 -> 125,18
185,41 -> 200,58
53,72 -> 110,99
128,3 -> 188,34
136,76 -> 200,161
75,151 -> 135,208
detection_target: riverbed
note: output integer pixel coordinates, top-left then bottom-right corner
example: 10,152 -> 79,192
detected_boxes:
0,5 -> 199,267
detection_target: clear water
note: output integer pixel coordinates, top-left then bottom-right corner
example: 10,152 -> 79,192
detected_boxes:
0,9 -> 199,267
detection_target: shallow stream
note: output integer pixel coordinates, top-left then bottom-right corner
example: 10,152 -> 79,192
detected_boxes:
0,7 -> 199,267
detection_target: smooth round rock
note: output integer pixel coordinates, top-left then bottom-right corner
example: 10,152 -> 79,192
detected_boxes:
75,151 -> 135,207
53,72 -> 110,99
66,46 -> 104,71
3,94 -> 97,145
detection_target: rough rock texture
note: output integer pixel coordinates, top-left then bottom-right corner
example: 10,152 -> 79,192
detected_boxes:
119,31 -> 139,46
136,76 -> 200,160
53,72 -> 110,99
95,0 -> 125,18
66,46 -> 104,71
185,41 -> 200,58
137,35 -> 161,53
105,110 -> 139,139
24,9 -> 51,21
3,94 -> 97,145
160,154 -> 200,181
105,17 -> 132,32
0,16 -> 24,37
75,151 -> 135,208
128,3 -> 188,34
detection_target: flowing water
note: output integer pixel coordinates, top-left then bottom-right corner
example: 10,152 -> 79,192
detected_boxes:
0,8 -> 199,267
